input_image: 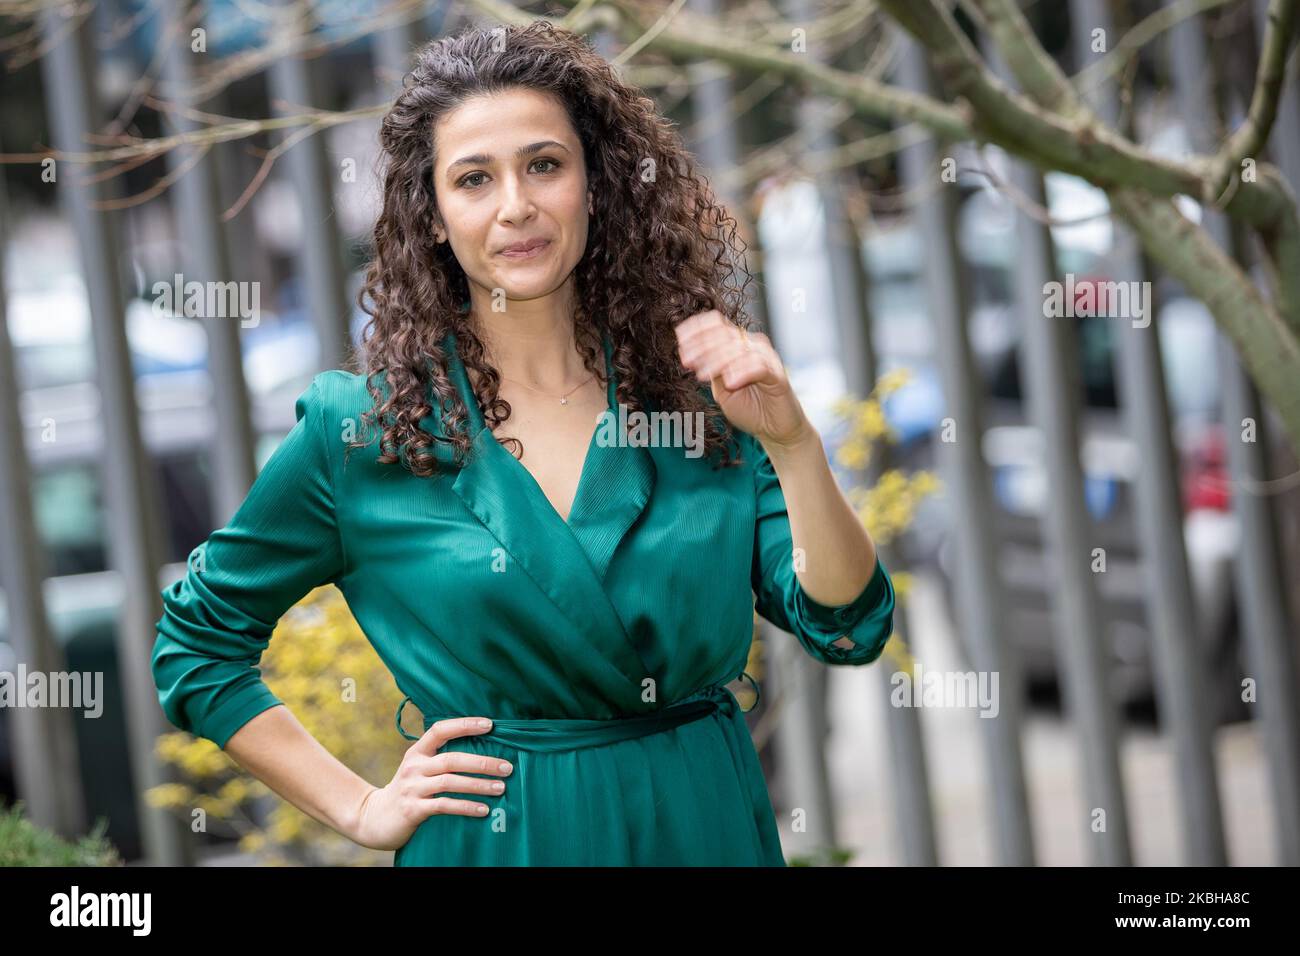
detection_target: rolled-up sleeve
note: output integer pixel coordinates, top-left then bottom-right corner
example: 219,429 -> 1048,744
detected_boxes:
152,373 -> 345,748
745,430 -> 895,666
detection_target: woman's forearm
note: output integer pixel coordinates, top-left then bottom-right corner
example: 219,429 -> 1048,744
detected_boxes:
221,704 -> 375,842
760,429 -> 878,608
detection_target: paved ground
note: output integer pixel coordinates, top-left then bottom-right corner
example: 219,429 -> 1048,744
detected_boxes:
817,570 -> 1278,866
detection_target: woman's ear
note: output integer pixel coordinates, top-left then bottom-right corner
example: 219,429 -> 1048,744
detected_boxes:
587,191 -> 593,215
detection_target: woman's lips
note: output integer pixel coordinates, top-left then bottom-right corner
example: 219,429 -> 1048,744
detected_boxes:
498,240 -> 550,260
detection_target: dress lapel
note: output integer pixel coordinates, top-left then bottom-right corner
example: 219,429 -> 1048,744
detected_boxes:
429,329 -> 658,701
564,336 -> 656,581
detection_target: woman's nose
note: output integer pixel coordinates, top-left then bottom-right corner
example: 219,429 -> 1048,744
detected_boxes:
496,174 -> 536,225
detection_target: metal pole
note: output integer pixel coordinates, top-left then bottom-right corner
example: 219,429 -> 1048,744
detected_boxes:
687,0 -> 769,333
0,142 -> 87,840
39,0 -> 189,864
160,0 -> 257,522
371,0 -> 421,99
268,0 -> 350,370
895,35 -> 1035,865
1070,0 -> 1227,865
706,0 -> 835,857
788,10 -> 939,865
1168,5 -> 1300,865
981,36 -> 1133,865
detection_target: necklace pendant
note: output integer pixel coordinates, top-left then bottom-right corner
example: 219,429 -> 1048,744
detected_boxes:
559,397 -> 568,405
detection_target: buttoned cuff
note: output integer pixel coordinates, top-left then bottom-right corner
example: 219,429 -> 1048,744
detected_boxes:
799,554 -> 892,632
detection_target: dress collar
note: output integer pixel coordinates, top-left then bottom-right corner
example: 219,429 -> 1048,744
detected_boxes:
426,326 -> 657,686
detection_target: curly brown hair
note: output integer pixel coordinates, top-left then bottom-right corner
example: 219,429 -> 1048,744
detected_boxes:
347,18 -> 755,475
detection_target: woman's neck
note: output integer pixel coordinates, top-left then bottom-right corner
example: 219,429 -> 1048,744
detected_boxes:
469,287 -> 592,390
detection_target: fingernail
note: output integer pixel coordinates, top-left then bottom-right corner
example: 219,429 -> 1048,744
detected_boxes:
478,719 -> 492,729
499,761 -> 512,773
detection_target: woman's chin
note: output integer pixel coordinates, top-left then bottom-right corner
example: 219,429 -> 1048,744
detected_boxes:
486,274 -> 564,301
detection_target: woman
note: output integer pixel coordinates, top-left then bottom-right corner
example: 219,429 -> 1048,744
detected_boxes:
152,20 -> 895,866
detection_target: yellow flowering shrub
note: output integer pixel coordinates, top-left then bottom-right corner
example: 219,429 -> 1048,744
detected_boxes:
146,585 -> 408,865
828,368 -> 939,667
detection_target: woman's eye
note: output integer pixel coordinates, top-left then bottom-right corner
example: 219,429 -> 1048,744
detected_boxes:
458,159 -> 559,190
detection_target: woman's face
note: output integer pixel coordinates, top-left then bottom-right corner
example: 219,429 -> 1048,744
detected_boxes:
430,86 -> 592,305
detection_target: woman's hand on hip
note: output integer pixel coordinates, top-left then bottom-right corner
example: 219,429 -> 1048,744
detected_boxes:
349,717 -> 513,851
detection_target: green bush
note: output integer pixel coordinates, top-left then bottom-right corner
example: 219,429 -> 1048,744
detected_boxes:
0,799 -> 121,866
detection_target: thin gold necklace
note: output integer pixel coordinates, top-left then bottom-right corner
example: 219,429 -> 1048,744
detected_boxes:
500,371 -> 597,405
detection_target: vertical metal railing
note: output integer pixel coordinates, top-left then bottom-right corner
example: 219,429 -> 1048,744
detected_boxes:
980,36 -> 1133,865
894,35 -> 1035,865
0,141 -> 88,841
1168,2 -> 1300,866
752,0 -> 858,858
780,10 -> 941,865
161,0 -> 258,523
1069,0 -> 1227,865
38,0 -> 189,865
688,0 -> 769,333
9,0 -> 1295,868
371,0 -> 421,101
269,0 -> 351,371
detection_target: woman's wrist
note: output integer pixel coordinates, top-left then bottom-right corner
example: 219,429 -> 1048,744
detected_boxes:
758,421 -> 823,474
345,784 -> 382,844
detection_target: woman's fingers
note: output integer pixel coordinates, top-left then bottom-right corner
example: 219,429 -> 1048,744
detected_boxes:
674,308 -> 727,342
713,349 -> 775,393
426,750 -> 513,778
398,716 -> 516,819
413,715 -> 495,757
394,755 -> 511,820
419,770 -> 506,798
418,797 -> 494,818
678,318 -> 769,383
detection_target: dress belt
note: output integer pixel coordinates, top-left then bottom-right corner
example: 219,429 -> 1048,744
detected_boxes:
394,671 -> 762,753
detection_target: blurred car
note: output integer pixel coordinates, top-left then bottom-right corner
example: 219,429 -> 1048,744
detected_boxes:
943,171 -> 1246,725
0,228 -> 356,859
761,167 -> 1245,727
0,367 -> 317,859
957,293 -> 1245,728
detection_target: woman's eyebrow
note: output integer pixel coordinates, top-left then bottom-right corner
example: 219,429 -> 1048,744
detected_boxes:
446,140 -> 570,176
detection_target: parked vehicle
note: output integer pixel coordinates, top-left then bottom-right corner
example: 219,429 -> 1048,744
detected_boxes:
958,294 -> 1246,727
929,178 -> 1246,727
0,368 -> 316,859
760,167 -> 1245,727
0,226 -> 336,857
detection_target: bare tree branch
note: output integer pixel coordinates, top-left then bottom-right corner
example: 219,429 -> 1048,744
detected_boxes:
1209,0 -> 1300,196
966,0 -> 1300,336
1068,0 -> 1239,98
1111,188 -> 1300,457
928,0 -> 1300,438
5,0 -> 1297,449
486,0 -> 978,137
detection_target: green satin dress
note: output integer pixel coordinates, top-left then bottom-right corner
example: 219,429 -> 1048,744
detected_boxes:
152,329 -> 896,866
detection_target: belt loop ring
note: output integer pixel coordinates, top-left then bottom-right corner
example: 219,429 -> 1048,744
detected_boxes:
737,671 -> 761,713
395,695 -> 420,741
